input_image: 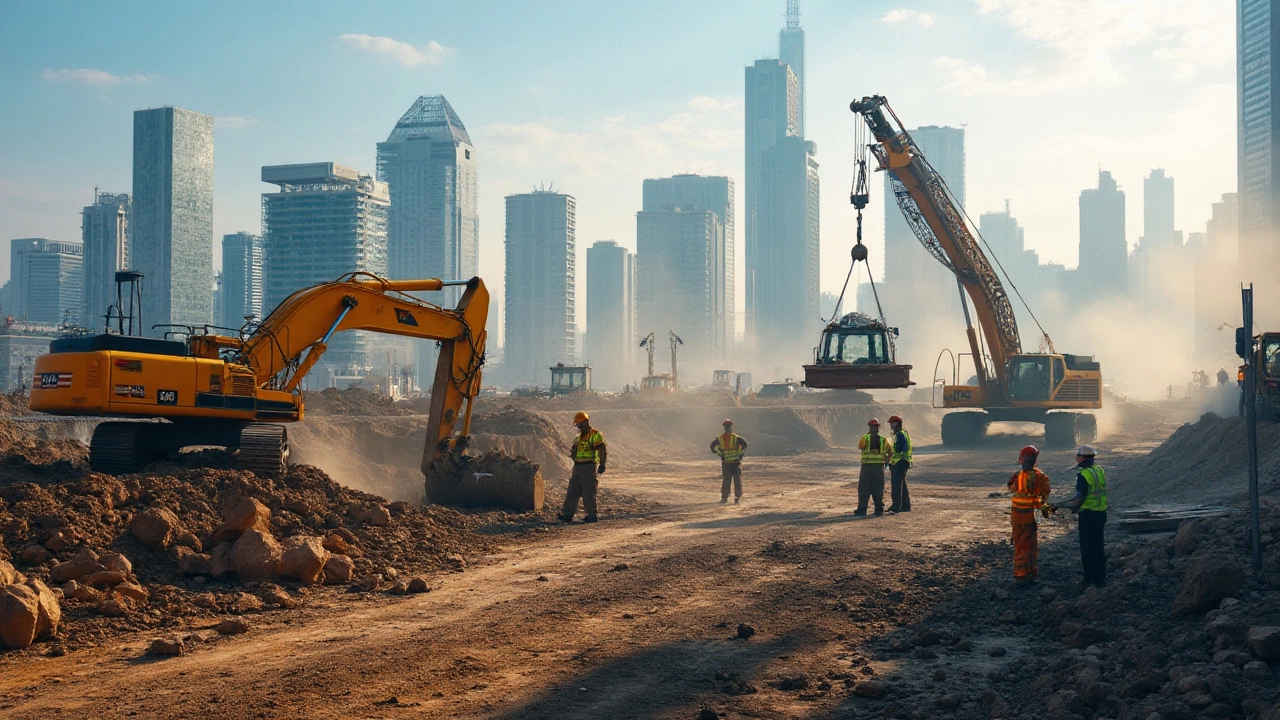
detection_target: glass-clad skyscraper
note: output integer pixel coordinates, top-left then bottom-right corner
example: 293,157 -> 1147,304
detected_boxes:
80,191 -> 130,329
219,231 -> 263,330
504,190 -> 576,385
1239,0 -> 1280,287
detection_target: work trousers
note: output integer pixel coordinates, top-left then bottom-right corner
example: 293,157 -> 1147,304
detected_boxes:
1012,521 -> 1039,581
1078,509 -> 1107,586
889,461 -> 911,512
720,462 -> 742,500
561,462 -> 599,520
856,463 -> 885,515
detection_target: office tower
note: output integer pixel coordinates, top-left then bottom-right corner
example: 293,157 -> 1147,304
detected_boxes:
755,136 -> 820,360
585,241 -> 635,390
1143,169 -> 1176,250
81,191 -> 130,330
1194,192 -> 1240,361
261,163 -> 389,385
1078,170 -> 1128,300
778,0 -> 806,137
8,238 -> 42,321
642,174 -> 734,357
1239,0 -> 1280,290
219,232 -> 263,329
636,208 -> 722,375
14,240 -> 83,325
504,190 -> 576,386
132,106 -> 214,335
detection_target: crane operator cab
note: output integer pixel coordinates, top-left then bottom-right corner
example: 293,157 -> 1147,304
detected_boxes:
803,313 -> 914,390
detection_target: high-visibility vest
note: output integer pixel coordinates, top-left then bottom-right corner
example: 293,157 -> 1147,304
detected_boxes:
1011,469 -> 1047,513
574,429 -> 605,462
717,432 -> 744,462
1079,465 -> 1108,511
891,430 -> 913,465
860,434 -> 889,464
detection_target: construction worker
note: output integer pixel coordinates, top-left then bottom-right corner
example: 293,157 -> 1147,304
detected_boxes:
1008,445 -> 1051,586
854,419 -> 890,516
886,415 -> 912,513
559,411 -> 607,523
710,419 -> 748,504
1059,444 -> 1107,588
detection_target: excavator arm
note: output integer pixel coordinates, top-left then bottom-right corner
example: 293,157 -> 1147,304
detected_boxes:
850,95 -> 1022,401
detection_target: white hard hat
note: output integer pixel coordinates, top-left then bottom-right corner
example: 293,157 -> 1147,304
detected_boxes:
1075,444 -> 1097,456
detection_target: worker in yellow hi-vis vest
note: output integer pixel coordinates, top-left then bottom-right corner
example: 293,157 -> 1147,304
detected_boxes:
855,418 -> 890,516
559,411 -> 607,523
710,419 -> 748,504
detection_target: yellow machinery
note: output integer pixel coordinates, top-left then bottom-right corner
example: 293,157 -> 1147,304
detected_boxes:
850,95 -> 1102,446
30,273 -> 488,476
638,331 -> 680,393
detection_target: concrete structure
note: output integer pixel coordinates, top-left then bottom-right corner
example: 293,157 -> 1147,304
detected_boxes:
584,240 -> 634,391
132,106 -> 214,336
261,162 -> 389,385
1239,0 -> 1280,296
778,0 -> 806,137
636,208 -> 722,374
1194,192 -> 1241,362
1078,170 -> 1127,301
1143,169 -> 1176,251
642,174 -> 734,358
81,192 -> 130,330
0,328 -> 59,392
219,232 -> 263,330
504,190 -> 576,386
7,238 -> 42,321
8,239 -> 83,325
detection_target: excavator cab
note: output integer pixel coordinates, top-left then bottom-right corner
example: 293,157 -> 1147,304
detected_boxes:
803,313 -> 914,389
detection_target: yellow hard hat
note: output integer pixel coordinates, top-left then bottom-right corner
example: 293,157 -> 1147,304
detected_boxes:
573,411 -> 589,424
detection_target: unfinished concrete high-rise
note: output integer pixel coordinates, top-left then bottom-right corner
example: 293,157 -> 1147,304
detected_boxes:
219,232 -> 263,330
1078,170 -> 1127,302
504,190 -> 576,386
584,241 -> 635,390
1239,0 -> 1280,303
80,191 -> 130,330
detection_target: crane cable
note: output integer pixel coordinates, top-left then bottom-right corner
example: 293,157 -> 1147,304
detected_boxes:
828,118 -> 888,328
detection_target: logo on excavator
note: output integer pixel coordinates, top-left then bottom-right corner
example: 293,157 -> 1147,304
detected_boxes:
157,389 -> 178,405
395,308 -> 419,327
40,373 -> 72,389
952,389 -> 972,401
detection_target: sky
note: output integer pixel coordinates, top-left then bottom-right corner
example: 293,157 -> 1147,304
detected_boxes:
0,0 -> 1237,338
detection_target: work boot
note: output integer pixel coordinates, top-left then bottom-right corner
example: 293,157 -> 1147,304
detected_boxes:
852,510 -> 867,517
734,496 -> 740,504
583,516 -> 598,523
556,515 -> 574,523
874,510 -> 883,517
720,497 -> 728,504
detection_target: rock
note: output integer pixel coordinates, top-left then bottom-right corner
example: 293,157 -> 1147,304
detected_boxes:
173,532 -> 202,552
80,570 -> 128,588
18,545 -> 49,566
0,583 -> 40,650
912,629 -> 942,647
446,553 -> 466,568
992,588 -> 1011,600
0,560 -> 23,585
114,583 -> 150,603
776,674 -> 809,691
279,536 -> 330,584
736,623 -> 756,640
1176,676 -> 1210,695
933,668 -> 947,681
180,552 -> 213,577
854,680 -> 886,698
1081,682 -> 1110,707
407,577 -> 429,594
322,533 -> 349,555
999,609 -> 1019,624
259,586 -> 294,608
209,542 -> 234,579
49,550 -> 105,583
389,580 -> 409,595
72,584 -> 102,602
147,637 -> 184,657
351,504 -> 392,527
230,593 -> 263,614
697,709 -> 719,720
130,507 -> 182,549
322,555 -> 355,585
1173,552 -> 1244,615
215,618 -> 250,635
934,694 -> 961,710
43,530 -> 70,553
1066,625 -> 1109,648
229,529 -> 281,582
988,646 -> 1007,657
24,580 -> 59,643
212,497 -> 271,544
1248,626 -> 1280,660
1174,519 -> 1205,556
98,551 -> 132,575
1244,660 -> 1271,681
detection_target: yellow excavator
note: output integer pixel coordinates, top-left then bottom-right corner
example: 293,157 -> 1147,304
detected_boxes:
29,273 -> 488,478
849,95 -> 1102,446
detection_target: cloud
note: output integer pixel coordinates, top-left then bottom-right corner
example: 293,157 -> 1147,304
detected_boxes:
215,116 -> 259,129
41,68 -> 151,87
336,34 -> 454,67
882,9 -> 935,26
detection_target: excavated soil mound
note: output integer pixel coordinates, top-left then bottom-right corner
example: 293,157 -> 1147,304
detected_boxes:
0,391 -> 33,417
302,387 -> 418,417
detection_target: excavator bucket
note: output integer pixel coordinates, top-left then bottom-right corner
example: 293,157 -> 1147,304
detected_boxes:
803,362 -> 914,390
424,451 -> 545,512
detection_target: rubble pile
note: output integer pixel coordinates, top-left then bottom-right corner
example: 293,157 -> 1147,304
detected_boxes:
301,387 -> 423,417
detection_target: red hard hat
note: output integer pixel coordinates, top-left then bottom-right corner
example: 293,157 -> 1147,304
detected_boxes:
888,415 -> 903,423
867,418 -> 880,426
1018,445 -> 1039,462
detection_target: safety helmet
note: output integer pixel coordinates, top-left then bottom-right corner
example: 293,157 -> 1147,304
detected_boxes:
867,418 -> 880,426
888,415 -> 903,424
1075,444 -> 1096,457
573,411 -> 589,424
1018,445 -> 1039,462
723,419 -> 733,426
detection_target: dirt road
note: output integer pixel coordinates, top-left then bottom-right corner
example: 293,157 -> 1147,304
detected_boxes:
0,436 -> 1117,720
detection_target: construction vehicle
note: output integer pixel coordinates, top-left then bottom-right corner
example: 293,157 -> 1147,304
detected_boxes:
850,95 -> 1101,446
30,272 -> 491,482
1237,328 -> 1280,421
638,331 -> 681,393
549,363 -> 592,396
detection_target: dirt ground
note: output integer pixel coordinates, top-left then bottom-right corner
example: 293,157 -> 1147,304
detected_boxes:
2,394 -> 1279,719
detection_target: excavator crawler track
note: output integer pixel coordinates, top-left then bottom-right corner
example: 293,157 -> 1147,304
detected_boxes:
89,422 -> 148,475
237,423 -> 290,477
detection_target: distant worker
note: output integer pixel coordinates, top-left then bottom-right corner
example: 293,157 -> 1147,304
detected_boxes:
559,411 -> 607,523
710,419 -> 748,504
1008,445 -> 1051,586
1167,384 -> 1173,400
886,415 -> 912,513
1058,445 -> 1108,589
1217,367 -> 1229,386
854,419 -> 890,517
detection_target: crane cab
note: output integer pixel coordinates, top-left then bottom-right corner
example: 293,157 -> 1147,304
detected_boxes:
803,313 -> 913,389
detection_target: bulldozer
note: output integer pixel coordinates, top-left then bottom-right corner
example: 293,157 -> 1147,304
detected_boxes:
29,272 -> 542,509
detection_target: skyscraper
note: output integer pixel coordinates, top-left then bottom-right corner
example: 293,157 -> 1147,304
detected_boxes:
755,136 -> 820,360
1238,0 -> 1280,291
261,162 -> 389,385
585,240 -> 634,390
636,208 -> 722,374
504,190 -> 576,386
81,192 -> 130,330
13,240 -> 83,325
642,174 -> 735,357
1078,170 -> 1127,299
219,231 -> 263,329
778,0 -> 806,137
1142,169 -> 1176,251
8,238 -> 42,321
132,106 -> 214,335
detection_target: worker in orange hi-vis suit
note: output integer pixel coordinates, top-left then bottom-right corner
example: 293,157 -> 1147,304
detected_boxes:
1008,445 -> 1051,586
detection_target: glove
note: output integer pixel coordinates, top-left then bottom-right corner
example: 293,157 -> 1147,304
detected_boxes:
597,464 -> 606,474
